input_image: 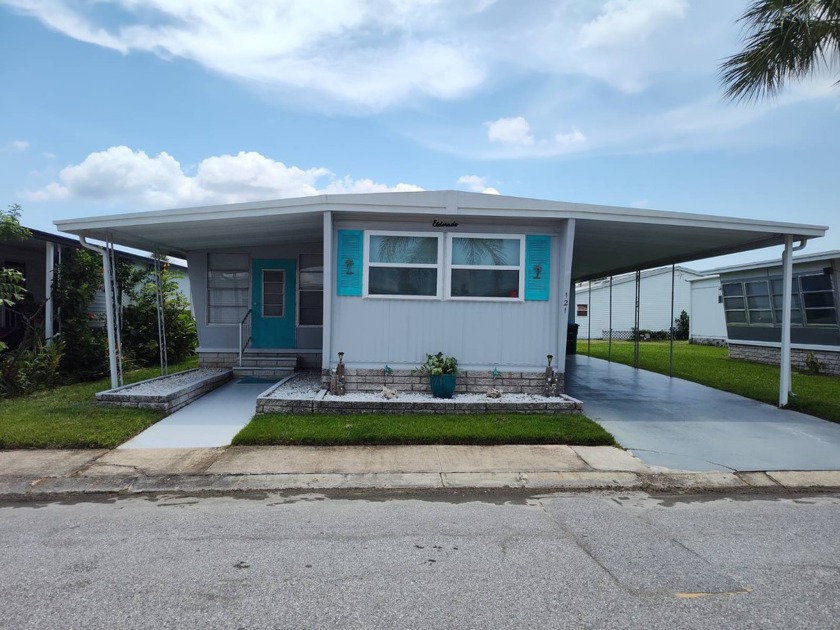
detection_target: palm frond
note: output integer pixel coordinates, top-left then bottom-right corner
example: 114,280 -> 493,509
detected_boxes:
720,0 -> 840,102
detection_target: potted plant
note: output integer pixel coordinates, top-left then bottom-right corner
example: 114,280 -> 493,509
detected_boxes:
418,352 -> 459,399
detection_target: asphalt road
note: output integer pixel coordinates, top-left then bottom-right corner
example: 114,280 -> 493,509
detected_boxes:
1,490 -> 839,629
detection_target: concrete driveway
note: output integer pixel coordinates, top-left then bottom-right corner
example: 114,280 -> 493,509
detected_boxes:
565,354 -> 840,472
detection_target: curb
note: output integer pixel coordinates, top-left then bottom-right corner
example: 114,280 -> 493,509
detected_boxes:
1,470 -> 839,500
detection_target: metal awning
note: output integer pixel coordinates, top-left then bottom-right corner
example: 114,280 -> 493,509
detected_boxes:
55,190 -> 827,278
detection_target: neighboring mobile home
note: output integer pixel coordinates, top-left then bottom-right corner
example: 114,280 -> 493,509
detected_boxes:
573,266 -> 703,340
55,191 -> 827,400
705,250 -> 840,375
0,227 -> 189,349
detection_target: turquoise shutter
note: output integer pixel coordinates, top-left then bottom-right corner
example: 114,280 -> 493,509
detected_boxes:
336,230 -> 363,296
525,235 -> 550,301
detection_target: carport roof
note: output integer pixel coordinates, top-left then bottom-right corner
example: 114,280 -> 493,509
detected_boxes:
54,190 -> 827,281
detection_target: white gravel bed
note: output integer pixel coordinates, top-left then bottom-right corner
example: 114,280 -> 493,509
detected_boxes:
266,372 -> 325,399
267,372 -> 562,403
118,368 -> 229,396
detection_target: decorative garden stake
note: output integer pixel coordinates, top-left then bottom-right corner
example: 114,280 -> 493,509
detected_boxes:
332,351 -> 346,396
543,354 -> 558,397
383,364 -> 393,375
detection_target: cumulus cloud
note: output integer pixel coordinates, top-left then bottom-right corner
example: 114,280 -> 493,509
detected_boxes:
26,146 -> 423,207
486,117 -> 534,145
457,175 -> 500,195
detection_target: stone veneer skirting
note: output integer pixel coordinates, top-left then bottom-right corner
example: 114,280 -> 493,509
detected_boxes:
728,343 -> 840,376
199,351 -> 322,370
96,369 -> 233,414
256,396 -> 583,415
320,368 -> 565,396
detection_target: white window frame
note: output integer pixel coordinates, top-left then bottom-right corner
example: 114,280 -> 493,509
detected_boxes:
363,230 -> 443,300
445,233 -> 525,302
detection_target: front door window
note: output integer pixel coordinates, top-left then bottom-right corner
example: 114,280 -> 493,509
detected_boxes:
262,270 -> 285,317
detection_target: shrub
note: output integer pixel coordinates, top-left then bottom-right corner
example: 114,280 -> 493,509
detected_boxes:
417,352 -> 459,375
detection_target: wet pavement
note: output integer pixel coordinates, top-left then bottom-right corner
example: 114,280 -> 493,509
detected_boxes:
565,354 -> 840,472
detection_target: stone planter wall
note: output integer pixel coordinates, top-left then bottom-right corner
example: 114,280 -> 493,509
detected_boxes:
256,395 -> 583,415
319,368 -> 564,395
96,369 -> 233,414
728,344 -> 840,376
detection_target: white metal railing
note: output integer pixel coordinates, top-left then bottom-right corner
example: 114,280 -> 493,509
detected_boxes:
238,308 -> 252,367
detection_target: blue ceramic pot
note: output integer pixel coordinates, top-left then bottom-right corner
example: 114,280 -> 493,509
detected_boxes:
429,374 -> 456,399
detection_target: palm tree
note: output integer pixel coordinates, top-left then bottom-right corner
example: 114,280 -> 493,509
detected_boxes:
720,0 -> 840,101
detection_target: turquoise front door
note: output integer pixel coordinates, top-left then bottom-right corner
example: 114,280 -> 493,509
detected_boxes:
251,259 -> 296,348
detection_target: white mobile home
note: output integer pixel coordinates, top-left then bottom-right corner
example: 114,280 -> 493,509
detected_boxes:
55,191 -> 827,398
573,266 -> 702,340
687,275 -> 728,345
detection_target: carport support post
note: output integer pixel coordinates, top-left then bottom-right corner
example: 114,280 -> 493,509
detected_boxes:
608,276 -> 613,362
78,236 -> 118,390
587,280 -> 591,356
779,235 -> 794,407
669,263 -> 675,377
634,269 -> 640,368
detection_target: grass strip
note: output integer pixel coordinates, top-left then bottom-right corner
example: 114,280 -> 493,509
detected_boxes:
577,340 -> 840,423
232,412 -> 616,446
0,357 -> 199,449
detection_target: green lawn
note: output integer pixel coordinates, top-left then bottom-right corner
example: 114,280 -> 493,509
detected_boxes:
577,340 -> 840,423
232,412 -> 616,447
0,357 -> 199,449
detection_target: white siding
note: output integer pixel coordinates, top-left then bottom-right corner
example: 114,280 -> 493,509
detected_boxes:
689,276 -> 727,341
329,216 -> 571,371
575,268 -> 700,338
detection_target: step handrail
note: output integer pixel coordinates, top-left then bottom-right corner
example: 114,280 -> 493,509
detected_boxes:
238,308 -> 252,367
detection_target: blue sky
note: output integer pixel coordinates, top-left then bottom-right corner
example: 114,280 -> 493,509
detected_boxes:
1,0 -> 838,269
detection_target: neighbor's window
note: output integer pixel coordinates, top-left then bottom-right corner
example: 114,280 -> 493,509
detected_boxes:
299,253 -> 323,325
448,235 -> 523,299
799,272 -> 837,325
207,253 -> 249,324
770,278 -> 803,325
724,273 -> 837,328
745,280 -> 773,325
365,233 -> 441,297
577,304 -> 588,317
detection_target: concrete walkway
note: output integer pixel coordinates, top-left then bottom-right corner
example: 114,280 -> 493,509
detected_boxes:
120,378 -> 273,449
1,446 -> 839,498
566,354 -> 840,472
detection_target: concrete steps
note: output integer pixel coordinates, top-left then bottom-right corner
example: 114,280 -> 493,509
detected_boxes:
233,352 -> 298,379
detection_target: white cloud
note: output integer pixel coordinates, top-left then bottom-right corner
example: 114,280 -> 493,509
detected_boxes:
578,0 -> 688,49
486,117 -> 534,145
481,118 -> 587,157
457,175 -> 500,194
25,146 -> 423,207
1,0 -> 701,109
4,139 -> 29,151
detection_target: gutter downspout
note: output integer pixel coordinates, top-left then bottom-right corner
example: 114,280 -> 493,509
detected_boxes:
779,237 -> 808,407
79,236 -> 118,389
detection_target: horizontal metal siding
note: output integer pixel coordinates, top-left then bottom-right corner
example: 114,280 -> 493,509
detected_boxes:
577,271 -> 695,338
332,297 -> 554,367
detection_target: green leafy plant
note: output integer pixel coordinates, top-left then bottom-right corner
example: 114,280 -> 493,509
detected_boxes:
804,352 -> 824,375
674,310 -> 690,341
120,261 -> 197,366
52,248 -> 109,380
417,352 -> 459,376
